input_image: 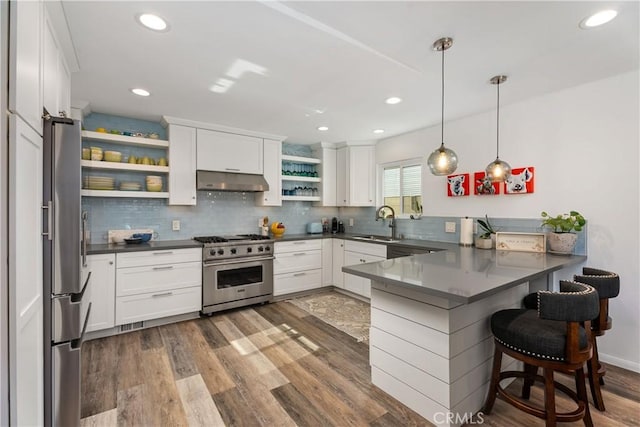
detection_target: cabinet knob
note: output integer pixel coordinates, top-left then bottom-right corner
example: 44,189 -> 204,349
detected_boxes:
109,261 -> 114,265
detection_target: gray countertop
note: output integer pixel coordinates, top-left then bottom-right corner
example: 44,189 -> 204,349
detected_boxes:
87,239 -> 202,255
343,246 -> 586,304
273,233 -> 449,251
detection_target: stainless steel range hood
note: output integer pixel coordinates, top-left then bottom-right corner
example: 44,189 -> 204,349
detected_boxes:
196,170 -> 269,192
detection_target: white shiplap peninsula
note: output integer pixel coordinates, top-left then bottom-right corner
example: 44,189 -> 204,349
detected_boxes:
342,245 -> 586,427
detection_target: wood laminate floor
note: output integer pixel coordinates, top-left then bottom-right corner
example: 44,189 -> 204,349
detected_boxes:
81,300 -> 640,426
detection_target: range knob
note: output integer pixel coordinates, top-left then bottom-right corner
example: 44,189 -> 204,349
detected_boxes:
230,248 -> 237,254
217,249 -> 224,255
265,246 -> 271,251
257,246 -> 264,252
247,247 -> 253,253
209,249 -> 216,256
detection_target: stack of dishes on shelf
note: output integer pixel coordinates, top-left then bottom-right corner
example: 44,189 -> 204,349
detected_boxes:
104,150 -> 122,162
119,182 -> 142,191
90,147 -> 103,161
85,176 -> 114,190
145,175 -> 162,192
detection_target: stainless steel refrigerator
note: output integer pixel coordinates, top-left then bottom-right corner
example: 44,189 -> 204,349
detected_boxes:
42,115 -> 90,427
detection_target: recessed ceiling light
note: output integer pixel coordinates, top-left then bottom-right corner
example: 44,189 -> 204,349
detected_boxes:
136,13 -> 169,31
385,97 -> 402,105
317,126 -> 329,131
131,88 -> 150,97
373,129 -> 385,134
580,10 -> 618,29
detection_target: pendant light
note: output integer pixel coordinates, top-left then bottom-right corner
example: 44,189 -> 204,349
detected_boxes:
427,37 -> 458,176
485,75 -> 511,182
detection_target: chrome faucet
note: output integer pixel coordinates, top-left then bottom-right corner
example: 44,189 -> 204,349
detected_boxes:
375,205 -> 397,240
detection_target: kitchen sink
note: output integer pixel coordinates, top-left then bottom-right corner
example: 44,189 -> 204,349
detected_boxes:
352,235 -> 400,243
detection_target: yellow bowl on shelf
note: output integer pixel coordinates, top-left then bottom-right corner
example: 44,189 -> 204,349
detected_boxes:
104,151 -> 122,162
146,183 -> 163,192
82,148 -> 90,160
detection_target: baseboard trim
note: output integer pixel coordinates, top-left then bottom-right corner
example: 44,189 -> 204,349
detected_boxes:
599,352 -> 640,373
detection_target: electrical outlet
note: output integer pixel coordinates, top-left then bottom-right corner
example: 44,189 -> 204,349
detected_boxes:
349,218 -> 354,226
473,222 -> 478,234
445,221 -> 456,233
172,220 -> 180,231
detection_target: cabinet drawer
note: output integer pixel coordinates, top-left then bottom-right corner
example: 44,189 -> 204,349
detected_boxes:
116,248 -> 201,268
274,250 -> 321,274
275,240 -> 322,254
115,286 -> 201,325
274,269 -> 322,296
116,261 -> 201,296
344,240 -> 387,258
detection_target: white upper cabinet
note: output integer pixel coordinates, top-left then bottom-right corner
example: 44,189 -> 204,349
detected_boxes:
42,7 -> 70,118
256,139 -> 282,206
196,129 -> 263,174
167,124 -> 197,205
9,0 -> 43,133
336,143 -> 376,207
349,145 -> 376,206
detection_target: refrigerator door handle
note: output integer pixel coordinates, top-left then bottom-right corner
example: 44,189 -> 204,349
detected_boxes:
71,302 -> 91,349
82,211 -> 88,267
71,271 -> 91,303
42,201 -> 53,240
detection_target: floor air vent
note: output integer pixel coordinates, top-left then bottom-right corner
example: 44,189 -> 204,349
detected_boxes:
120,321 -> 144,332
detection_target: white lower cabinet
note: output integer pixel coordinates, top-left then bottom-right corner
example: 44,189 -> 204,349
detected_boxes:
115,248 -> 202,325
343,241 -> 386,298
321,239 -> 333,286
274,240 -> 322,296
81,253 -> 116,333
332,239 -> 345,288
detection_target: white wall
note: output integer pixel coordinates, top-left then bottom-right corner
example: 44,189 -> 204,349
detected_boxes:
377,70 -> 640,372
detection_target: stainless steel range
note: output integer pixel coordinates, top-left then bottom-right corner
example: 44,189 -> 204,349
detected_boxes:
194,234 -> 274,314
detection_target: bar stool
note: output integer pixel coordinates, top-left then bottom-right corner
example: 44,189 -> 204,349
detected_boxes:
482,281 -> 599,427
574,267 -> 620,411
522,267 -> 620,411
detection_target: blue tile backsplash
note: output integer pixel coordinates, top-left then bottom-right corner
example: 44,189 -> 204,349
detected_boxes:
83,191 -> 339,242
343,207 -> 587,255
81,113 -> 586,255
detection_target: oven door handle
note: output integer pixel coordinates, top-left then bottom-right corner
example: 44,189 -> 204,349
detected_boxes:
203,256 -> 275,267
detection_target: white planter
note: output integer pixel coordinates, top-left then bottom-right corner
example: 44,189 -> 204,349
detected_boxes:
547,232 -> 578,254
475,235 -> 494,249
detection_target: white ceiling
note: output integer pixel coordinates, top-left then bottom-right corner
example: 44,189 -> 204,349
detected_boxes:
63,1 -> 639,145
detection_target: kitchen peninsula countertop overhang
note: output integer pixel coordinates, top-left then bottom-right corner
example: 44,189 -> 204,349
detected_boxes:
342,245 -> 586,304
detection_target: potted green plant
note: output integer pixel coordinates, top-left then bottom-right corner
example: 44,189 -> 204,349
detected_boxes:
475,215 -> 498,249
540,210 -> 586,254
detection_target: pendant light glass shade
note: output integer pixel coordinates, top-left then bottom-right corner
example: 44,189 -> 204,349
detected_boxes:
427,144 -> 458,175
485,75 -> 511,182
427,37 -> 458,176
485,158 -> 511,181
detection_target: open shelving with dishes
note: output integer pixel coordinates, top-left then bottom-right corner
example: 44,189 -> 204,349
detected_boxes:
81,130 -> 169,198
281,154 -> 322,201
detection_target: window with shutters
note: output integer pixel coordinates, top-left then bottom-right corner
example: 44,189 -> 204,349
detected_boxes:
381,159 -> 423,217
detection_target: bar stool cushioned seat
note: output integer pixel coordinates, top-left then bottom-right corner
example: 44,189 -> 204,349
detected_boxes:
483,281 -> 599,427
491,309 -> 589,362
